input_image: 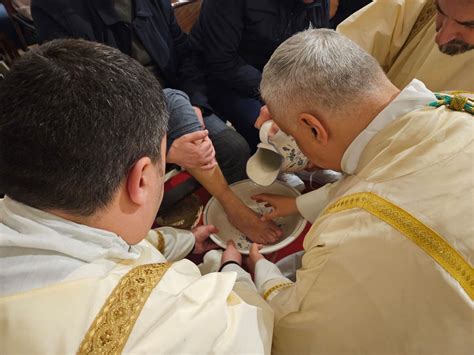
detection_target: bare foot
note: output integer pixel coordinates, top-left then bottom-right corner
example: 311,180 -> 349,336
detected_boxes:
220,192 -> 283,244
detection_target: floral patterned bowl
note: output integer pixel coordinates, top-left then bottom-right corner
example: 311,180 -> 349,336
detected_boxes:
203,179 -> 306,254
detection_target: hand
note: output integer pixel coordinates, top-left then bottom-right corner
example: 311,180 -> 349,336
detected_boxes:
192,224 -> 219,255
167,130 -> 217,170
244,243 -> 264,275
254,105 -> 280,137
254,105 -> 272,129
193,106 -> 205,128
251,193 -> 299,221
221,240 -> 242,266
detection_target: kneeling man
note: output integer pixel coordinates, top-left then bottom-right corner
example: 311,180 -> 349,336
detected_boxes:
0,39 -> 273,354
251,29 -> 473,355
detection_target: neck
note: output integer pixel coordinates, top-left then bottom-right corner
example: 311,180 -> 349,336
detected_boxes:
349,83 -> 400,139
49,207 -> 122,236
332,82 -> 401,169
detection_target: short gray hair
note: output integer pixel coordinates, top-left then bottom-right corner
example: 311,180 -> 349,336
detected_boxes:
261,29 -> 385,117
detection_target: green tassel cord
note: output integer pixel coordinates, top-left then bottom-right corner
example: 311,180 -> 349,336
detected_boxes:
429,93 -> 473,115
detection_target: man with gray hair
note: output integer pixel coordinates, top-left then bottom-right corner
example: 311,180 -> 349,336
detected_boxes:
249,29 -> 473,354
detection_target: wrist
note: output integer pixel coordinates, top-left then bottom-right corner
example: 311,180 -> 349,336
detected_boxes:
219,260 -> 241,272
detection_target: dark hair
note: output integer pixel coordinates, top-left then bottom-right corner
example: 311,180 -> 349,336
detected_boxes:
0,39 -> 168,215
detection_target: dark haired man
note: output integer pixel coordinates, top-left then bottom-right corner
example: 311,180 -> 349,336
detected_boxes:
31,0 -> 283,243
0,39 -> 273,353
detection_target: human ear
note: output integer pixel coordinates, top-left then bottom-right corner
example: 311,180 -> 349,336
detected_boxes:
298,113 -> 329,145
126,157 -> 153,206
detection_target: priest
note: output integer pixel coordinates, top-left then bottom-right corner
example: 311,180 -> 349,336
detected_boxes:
0,39 -> 273,354
251,29 -> 473,354
337,0 -> 474,92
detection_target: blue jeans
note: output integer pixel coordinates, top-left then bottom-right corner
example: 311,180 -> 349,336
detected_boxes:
208,86 -> 263,153
164,89 -> 250,184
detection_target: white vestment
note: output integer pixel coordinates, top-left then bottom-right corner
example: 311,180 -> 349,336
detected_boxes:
254,80 -> 474,354
0,197 -> 273,354
337,0 -> 474,92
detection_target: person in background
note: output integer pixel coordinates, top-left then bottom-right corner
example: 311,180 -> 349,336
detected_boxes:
337,0 -> 474,91
190,0 -> 368,151
31,0 -> 282,244
250,29 -> 472,354
0,39 -> 273,354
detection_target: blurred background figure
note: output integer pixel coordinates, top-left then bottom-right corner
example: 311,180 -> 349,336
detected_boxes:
338,0 -> 474,91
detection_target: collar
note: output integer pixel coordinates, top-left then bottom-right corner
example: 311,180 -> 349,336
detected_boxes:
341,79 -> 437,174
0,196 -> 140,262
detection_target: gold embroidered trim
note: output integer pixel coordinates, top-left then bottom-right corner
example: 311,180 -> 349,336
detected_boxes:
402,0 -> 437,51
321,192 -> 474,300
263,282 -> 293,301
155,230 -> 165,254
77,263 -> 171,355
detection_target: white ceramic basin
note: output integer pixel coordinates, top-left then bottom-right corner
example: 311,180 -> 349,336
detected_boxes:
203,179 -> 306,254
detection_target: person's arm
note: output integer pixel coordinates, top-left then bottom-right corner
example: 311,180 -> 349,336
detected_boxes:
193,0 -> 262,98
31,1 -> 72,43
336,0 -> 428,71
160,0 -> 210,110
219,240 -> 257,291
249,211 -> 344,324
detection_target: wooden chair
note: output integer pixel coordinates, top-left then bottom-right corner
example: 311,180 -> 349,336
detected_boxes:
172,0 -> 201,34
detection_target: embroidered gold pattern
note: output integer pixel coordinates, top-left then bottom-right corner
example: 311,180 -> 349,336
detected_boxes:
77,263 -> 171,355
321,192 -> 474,300
263,282 -> 293,301
402,0 -> 437,51
155,230 -> 165,254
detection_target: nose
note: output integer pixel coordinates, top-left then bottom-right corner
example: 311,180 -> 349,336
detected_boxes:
436,17 -> 460,45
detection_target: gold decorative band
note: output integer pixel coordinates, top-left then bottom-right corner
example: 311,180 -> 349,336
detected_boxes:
155,230 -> 165,254
263,282 -> 293,301
78,263 -> 171,355
398,0 -> 437,56
321,192 -> 473,300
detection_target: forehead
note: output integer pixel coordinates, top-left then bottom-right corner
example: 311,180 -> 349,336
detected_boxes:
437,0 -> 474,22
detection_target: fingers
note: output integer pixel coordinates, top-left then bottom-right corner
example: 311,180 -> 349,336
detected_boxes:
251,193 -> 275,204
254,105 -> 271,129
261,209 -> 280,221
200,160 -> 218,170
226,240 -> 237,250
249,243 -> 263,257
194,224 -> 218,236
206,224 -> 219,235
221,240 -> 242,265
268,123 -> 280,138
182,130 -> 209,142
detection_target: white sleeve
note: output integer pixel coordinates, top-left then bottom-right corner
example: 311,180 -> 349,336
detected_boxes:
296,179 -> 345,223
146,227 -> 195,262
254,259 -> 293,297
221,263 -> 256,291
